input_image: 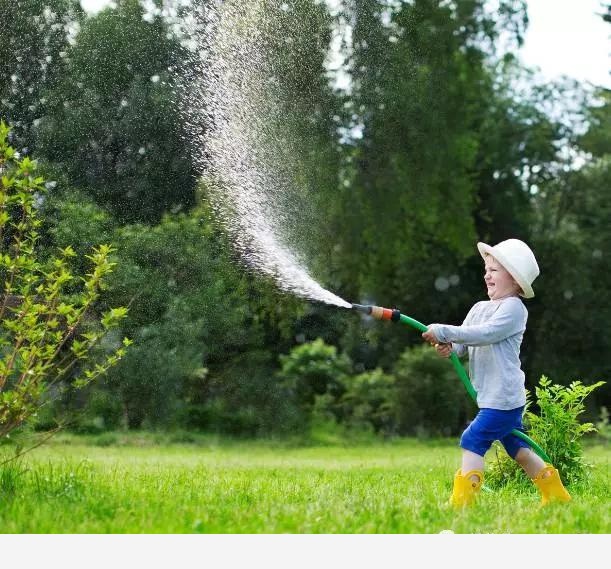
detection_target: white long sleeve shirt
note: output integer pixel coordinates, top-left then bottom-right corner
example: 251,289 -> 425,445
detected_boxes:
428,296 -> 528,410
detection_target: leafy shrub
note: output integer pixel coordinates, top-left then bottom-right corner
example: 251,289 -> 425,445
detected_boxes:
277,339 -> 351,426
0,121 -> 130,445
487,375 -> 605,487
339,368 -> 397,435
177,349 -> 290,436
91,432 -> 119,447
393,344 -> 476,436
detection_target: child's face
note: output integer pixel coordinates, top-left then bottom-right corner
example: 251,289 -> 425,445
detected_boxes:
484,255 -> 520,300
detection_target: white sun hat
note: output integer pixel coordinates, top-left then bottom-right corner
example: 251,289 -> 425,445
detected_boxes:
477,239 -> 540,299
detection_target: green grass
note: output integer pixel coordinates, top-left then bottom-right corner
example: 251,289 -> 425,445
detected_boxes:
0,434 -> 609,533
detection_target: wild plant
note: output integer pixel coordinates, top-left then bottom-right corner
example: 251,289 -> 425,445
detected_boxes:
0,121 -> 131,457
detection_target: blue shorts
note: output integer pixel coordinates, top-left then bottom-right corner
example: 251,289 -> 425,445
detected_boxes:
460,407 -> 529,459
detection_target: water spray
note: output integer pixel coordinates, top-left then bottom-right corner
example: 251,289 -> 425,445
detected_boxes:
350,303 -> 551,463
182,1 -> 549,464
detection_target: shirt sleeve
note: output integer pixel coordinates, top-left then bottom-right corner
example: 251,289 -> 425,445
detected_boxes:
430,300 -> 525,347
428,303 -> 477,356
449,303 -> 477,357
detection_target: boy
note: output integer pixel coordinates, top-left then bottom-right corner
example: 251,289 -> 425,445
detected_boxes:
422,239 -> 571,507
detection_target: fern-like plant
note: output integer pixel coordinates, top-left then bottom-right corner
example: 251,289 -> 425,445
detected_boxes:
487,375 -> 605,488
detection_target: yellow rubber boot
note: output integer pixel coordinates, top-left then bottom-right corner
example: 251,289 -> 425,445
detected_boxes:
533,465 -> 571,505
449,469 -> 483,508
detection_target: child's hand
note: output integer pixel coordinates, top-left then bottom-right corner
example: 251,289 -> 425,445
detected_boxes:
423,328 -> 452,358
434,343 -> 452,358
422,329 -> 439,345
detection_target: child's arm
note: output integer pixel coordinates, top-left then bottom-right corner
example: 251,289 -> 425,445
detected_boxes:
423,304 -> 477,355
427,300 -> 525,347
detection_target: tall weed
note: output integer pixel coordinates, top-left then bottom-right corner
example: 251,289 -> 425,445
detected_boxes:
0,459 -> 26,496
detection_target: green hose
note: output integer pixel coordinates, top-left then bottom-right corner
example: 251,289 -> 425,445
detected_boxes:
398,313 -> 551,463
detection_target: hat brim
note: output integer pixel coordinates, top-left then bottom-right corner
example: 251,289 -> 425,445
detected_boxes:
477,242 -> 535,299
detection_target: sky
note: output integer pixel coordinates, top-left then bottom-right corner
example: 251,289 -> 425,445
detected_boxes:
79,0 -> 610,89
519,0 -> 610,88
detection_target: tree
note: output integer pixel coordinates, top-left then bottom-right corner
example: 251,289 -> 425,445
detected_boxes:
0,122 -> 129,446
335,0 -> 513,366
65,189 -> 302,431
0,0 -> 83,153
526,87 -> 611,410
509,8 -> 611,410
36,0 -> 196,223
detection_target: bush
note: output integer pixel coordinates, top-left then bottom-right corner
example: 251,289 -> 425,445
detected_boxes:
487,375 -> 605,487
393,344 -> 476,436
72,388 -> 125,432
339,368 -> 397,435
277,339 -> 351,426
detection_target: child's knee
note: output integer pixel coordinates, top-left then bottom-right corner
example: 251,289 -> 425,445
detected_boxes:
501,437 -> 529,460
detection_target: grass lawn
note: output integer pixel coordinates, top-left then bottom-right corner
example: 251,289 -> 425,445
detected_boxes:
0,433 -> 609,533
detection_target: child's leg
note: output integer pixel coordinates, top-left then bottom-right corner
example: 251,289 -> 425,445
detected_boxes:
514,447 -> 547,479
448,414 -> 490,507
461,449 -> 485,482
449,449 -> 484,507
504,440 -> 571,504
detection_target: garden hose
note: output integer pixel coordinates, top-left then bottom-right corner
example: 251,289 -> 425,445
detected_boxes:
351,303 -> 551,463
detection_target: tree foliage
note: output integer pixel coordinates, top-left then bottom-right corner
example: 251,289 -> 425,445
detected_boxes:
35,0 -> 196,223
0,0 -> 83,152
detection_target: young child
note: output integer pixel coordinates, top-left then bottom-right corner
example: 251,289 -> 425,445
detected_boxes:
422,239 -> 571,507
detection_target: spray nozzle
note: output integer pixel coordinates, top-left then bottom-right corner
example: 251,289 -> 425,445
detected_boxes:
351,304 -> 401,322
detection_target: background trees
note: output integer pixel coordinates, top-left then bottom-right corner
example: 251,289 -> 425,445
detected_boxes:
1,0 -> 607,435
36,0 -> 196,223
